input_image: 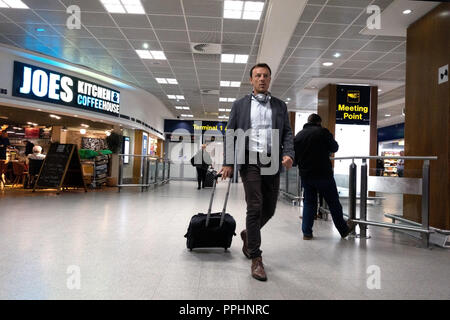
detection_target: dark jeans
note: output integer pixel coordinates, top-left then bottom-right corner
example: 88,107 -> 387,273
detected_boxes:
302,175 -> 348,237
240,164 -> 280,259
196,167 -> 207,188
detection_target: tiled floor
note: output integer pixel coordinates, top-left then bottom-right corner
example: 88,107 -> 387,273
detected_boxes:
0,181 -> 449,300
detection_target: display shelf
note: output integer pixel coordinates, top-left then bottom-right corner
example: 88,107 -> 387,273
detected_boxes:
381,151 -> 400,177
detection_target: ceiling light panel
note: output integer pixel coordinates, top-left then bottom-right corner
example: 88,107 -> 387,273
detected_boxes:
100,0 -> 145,14
220,97 -> 236,102
135,50 -> 166,60
2,0 -> 29,9
224,1 -> 244,19
242,1 -> 264,20
156,78 -> 178,84
122,0 -> 145,14
135,50 -> 153,59
221,54 -> 248,64
224,1 -> 264,20
221,81 -> 241,87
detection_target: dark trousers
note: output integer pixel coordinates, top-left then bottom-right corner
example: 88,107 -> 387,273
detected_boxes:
196,167 -> 207,188
302,176 -> 349,237
240,164 -> 280,259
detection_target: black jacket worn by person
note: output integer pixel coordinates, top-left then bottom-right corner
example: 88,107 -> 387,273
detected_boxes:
294,123 -> 338,178
224,94 -> 295,169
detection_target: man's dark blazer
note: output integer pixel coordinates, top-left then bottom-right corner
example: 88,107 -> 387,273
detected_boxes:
223,94 -> 295,170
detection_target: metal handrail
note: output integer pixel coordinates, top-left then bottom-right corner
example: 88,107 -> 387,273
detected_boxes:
118,154 -> 171,192
325,155 -> 437,247
332,156 -> 438,160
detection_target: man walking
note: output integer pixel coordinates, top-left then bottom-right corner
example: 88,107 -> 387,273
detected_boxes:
220,63 -> 294,281
294,114 -> 356,240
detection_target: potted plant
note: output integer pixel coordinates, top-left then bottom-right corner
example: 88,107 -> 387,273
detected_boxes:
106,131 -> 123,187
106,132 -> 122,154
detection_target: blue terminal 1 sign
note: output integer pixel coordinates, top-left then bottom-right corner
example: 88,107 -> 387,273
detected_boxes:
336,85 -> 371,125
12,61 -> 120,117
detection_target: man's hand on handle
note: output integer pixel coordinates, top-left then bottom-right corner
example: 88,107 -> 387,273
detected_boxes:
282,156 -> 293,170
219,166 -> 233,181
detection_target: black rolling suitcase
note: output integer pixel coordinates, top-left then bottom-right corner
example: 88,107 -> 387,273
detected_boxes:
185,174 -> 236,251
203,168 -> 216,188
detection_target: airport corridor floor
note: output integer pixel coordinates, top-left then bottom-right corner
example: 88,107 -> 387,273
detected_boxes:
0,181 -> 449,300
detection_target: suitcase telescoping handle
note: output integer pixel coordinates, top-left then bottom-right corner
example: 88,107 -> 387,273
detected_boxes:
205,173 -> 231,228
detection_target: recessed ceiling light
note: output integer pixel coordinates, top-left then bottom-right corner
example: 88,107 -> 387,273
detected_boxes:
224,1 -> 264,20
175,106 -> 183,110
333,52 -> 341,58
168,95 -> 184,100
221,54 -> 248,64
402,9 -> 412,15
322,62 -> 334,67
166,78 -> 178,84
156,78 -> 167,84
100,0 -> 145,14
81,124 -> 89,128
378,89 -> 382,92
80,129 -> 86,134
50,114 -> 61,119
220,97 -> 236,102
135,50 -> 166,60
385,114 -> 391,117
142,43 -> 149,49
181,114 -> 193,118
0,0 -> 29,9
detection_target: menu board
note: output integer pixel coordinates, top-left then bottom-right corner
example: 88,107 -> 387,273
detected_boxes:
34,143 -> 86,193
25,127 -> 39,138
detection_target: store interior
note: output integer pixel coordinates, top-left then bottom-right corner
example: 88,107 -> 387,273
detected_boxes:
377,139 -> 405,177
0,104 -> 120,190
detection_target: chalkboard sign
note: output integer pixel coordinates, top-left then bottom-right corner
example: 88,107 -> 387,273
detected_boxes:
33,143 -> 87,194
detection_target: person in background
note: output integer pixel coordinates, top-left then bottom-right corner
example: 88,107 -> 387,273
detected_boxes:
191,144 -> 212,190
0,130 -> 11,161
27,146 -> 46,162
24,140 -> 35,156
294,113 -> 356,240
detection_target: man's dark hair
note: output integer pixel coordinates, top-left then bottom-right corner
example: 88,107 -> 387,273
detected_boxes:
307,113 -> 322,125
249,63 -> 272,78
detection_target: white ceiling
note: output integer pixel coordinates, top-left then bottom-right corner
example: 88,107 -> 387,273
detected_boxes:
0,0 -> 441,127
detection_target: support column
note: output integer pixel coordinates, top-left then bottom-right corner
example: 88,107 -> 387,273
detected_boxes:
403,3 -> 450,229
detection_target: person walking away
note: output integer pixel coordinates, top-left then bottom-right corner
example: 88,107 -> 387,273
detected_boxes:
191,144 -> 212,189
294,114 -> 356,240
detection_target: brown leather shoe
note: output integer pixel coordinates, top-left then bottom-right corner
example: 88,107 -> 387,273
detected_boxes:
240,230 -> 251,259
303,234 -> 313,240
251,257 -> 267,281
